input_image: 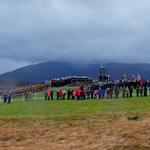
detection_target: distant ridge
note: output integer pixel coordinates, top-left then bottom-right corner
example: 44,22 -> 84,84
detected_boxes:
0,61 -> 150,85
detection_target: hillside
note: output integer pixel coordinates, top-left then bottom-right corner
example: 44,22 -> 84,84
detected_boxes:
0,61 -> 150,85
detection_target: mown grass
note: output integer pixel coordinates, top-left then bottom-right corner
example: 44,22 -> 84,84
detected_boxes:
0,94 -> 150,117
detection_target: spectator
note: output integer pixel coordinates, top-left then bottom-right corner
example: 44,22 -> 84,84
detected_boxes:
67,89 -> 71,100
62,89 -> 66,100
136,86 -> 140,97
51,90 -> 54,100
7,92 -> 12,104
3,93 -> 7,104
47,88 -> 51,100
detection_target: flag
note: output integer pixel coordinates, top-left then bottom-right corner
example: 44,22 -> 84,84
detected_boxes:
122,74 -> 127,81
131,74 -> 136,81
137,74 -> 141,81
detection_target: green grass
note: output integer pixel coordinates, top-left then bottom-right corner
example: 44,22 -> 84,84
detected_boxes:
0,94 -> 150,117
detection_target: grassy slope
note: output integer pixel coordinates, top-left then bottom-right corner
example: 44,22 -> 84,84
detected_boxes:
0,95 -> 150,117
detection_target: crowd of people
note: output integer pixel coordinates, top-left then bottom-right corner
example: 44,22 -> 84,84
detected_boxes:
44,80 -> 150,100
50,76 -> 92,87
11,83 -> 47,96
0,76 -> 92,97
1,76 -> 150,103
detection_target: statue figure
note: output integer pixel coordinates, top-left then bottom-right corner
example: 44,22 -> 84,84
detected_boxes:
100,65 -> 106,75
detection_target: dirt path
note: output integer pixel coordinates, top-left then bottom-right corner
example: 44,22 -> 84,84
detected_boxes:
0,115 -> 149,150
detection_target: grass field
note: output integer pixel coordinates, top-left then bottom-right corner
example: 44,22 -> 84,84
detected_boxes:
0,95 -> 150,150
0,94 -> 150,117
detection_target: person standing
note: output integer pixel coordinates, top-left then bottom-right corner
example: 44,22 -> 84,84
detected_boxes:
83,89 -> 87,100
25,91 -> 29,101
110,86 -> 114,99
28,91 -> 32,101
44,90 -> 48,100
62,89 -> 66,100
136,86 -> 140,97
122,86 -> 125,98
72,91 -> 76,100
90,88 -> 94,99
125,86 -> 129,98
7,92 -> 12,104
101,87 -> 105,99
94,89 -> 98,99
98,87 -> 102,99
51,90 -> 53,100
56,89 -> 59,100
70,90 -> 73,100
59,89 -> 63,100
67,89 -> 71,100
106,88 -> 110,99
47,88 -> 51,100
87,88 -> 90,99
114,86 -> 119,98
77,87 -> 81,100
129,86 -> 133,98
3,92 -> 7,104
140,87 -> 143,97
144,84 -> 147,97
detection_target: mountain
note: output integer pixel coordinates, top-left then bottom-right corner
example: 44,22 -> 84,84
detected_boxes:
0,61 -> 150,85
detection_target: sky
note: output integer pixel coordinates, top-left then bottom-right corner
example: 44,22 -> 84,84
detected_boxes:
0,0 -> 150,74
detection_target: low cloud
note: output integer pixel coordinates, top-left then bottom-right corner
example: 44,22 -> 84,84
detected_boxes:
0,59 -> 30,74
0,0 -> 150,72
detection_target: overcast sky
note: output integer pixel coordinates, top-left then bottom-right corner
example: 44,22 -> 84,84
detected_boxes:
0,0 -> 150,74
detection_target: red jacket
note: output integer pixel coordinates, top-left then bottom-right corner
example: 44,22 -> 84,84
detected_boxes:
47,89 -> 51,97
59,90 -> 63,97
